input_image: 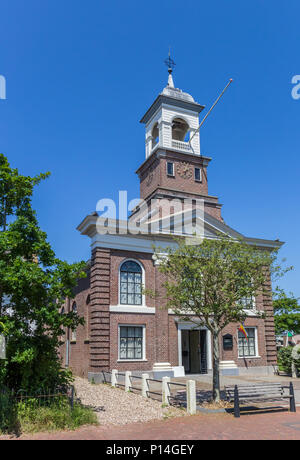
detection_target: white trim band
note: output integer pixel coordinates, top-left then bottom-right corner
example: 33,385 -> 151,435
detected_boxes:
110,305 -> 155,314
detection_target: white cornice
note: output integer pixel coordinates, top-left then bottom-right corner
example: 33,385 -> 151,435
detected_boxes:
77,213 -> 284,252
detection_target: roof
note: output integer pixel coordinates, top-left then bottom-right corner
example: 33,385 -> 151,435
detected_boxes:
140,82 -> 205,124
76,209 -> 284,252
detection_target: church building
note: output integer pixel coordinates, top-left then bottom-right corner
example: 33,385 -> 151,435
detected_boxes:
60,64 -> 282,381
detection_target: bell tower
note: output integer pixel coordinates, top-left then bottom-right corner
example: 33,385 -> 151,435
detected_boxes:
141,57 -> 204,159
134,56 -> 223,223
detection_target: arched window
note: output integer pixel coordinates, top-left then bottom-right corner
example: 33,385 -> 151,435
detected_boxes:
152,123 -> 159,149
172,118 -> 189,142
120,261 -> 143,306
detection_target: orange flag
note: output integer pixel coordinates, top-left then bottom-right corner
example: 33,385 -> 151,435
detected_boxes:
239,324 -> 248,341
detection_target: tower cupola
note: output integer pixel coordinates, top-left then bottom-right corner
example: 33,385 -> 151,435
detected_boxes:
140,63 -> 205,159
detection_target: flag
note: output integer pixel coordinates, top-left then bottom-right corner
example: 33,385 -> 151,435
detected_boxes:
239,324 -> 248,341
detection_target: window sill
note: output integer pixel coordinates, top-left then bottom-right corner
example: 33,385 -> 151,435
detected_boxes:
117,359 -> 148,363
110,305 -> 155,314
244,309 -> 259,316
238,356 -> 261,359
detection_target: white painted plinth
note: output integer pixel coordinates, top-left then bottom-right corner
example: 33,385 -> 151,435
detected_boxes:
172,366 -> 185,377
219,360 -> 239,376
219,360 -> 238,369
153,362 -> 174,379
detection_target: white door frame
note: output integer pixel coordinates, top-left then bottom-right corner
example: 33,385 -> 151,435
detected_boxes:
177,322 -> 212,372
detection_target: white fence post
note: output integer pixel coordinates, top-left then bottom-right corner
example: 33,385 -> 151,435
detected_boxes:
111,369 -> 118,387
142,373 -> 150,398
186,380 -> 196,415
162,376 -> 171,406
125,371 -> 132,392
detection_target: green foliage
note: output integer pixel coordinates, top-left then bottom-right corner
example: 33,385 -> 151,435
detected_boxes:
273,290 -> 300,335
151,234 -> 290,401
277,346 -> 300,374
0,153 -> 50,232
16,400 -> 98,433
0,389 -> 17,433
0,154 -> 86,391
153,234 -> 287,334
0,396 -> 98,434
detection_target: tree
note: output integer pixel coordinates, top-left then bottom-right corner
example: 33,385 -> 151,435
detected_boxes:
152,235 -> 289,402
0,154 -> 49,232
273,290 -> 300,336
0,154 -> 86,390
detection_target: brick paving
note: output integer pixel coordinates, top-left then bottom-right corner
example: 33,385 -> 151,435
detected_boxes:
2,408 -> 300,440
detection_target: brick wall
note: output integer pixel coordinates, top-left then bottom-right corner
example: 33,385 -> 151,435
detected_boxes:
59,286 -> 91,378
89,248 -> 111,373
262,269 -> 277,365
110,313 -> 156,371
110,250 -> 155,307
63,248 -> 277,377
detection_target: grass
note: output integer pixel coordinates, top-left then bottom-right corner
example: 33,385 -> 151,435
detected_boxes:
0,397 -> 98,435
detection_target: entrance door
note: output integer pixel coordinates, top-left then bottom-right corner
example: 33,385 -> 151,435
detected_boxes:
189,330 -> 201,374
181,329 -> 208,374
181,330 -> 190,373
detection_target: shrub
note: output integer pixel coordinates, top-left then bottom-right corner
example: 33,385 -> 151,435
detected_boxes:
0,396 -> 98,435
0,390 -> 17,433
277,346 -> 300,374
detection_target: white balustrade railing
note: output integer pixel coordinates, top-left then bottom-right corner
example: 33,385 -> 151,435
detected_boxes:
172,140 -> 192,152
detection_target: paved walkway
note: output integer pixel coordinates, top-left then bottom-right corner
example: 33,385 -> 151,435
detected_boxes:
111,373 -> 300,406
173,373 -> 300,404
2,409 -> 300,440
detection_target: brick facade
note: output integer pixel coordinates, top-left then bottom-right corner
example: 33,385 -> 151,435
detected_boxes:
60,75 -> 281,379
60,250 -> 277,378
89,248 -> 111,373
133,149 -> 223,223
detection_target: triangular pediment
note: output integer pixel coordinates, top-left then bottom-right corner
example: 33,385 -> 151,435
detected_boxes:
151,208 -> 243,240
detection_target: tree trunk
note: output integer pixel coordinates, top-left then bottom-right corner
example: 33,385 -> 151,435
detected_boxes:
212,331 -> 220,402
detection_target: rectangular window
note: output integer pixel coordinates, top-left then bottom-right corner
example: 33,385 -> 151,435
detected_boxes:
119,326 -> 144,360
195,167 -> 202,182
71,330 -> 77,342
238,327 -> 257,357
238,296 -> 255,310
167,162 -> 174,176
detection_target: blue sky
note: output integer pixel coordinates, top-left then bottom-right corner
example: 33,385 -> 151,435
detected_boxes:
0,0 -> 299,296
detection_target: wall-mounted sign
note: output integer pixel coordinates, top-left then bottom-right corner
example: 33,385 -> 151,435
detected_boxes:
223,334 -> 233,351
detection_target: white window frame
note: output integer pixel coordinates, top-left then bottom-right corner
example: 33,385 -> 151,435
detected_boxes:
194,167 -> 202,182
118,259 -> 145,307
71,302 -> 77,342
118,324 -> 147,362
237,326 -> 260,358
240,295 -> 257,316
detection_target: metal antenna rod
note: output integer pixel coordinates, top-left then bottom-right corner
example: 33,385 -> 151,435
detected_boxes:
189,79 -> 233,144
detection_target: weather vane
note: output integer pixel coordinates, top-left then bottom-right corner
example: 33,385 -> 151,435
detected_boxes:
164,49 -> 176,74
